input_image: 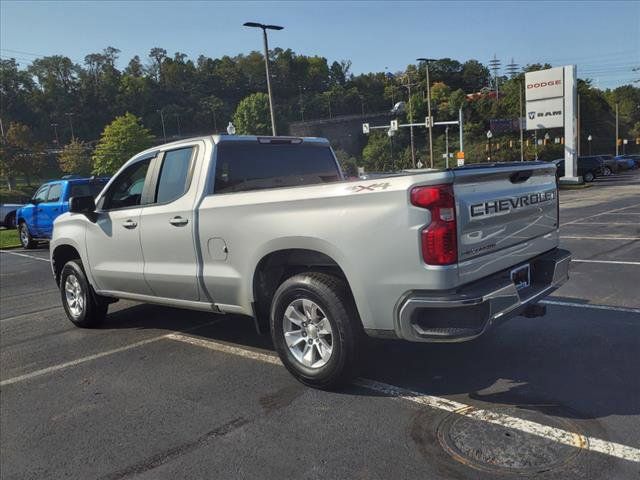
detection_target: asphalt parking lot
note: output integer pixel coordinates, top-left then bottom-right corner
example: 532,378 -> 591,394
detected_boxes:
1,169 -> 639,480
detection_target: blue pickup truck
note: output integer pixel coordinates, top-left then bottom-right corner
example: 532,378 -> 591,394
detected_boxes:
17,177 -> 109,249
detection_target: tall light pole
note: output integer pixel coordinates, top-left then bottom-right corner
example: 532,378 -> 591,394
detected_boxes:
588,134 -> 592,155
486,130 -> 493,162
417,58 -> 436,168
615,103 -> 619,156
65,113 -> 75,140
244,22 -> 283,136
298,85 -> 305,121
157,109 -> 167,142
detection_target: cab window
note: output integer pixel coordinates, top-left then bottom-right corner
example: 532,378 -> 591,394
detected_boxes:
46,183 -> 62,203
102,160 -> 151,210
33,185 -> 49,203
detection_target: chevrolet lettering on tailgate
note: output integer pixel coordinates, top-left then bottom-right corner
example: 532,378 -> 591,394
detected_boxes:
470,190 -> 556,218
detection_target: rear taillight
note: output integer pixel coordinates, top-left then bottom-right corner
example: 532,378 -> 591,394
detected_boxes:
410,184 -> 457,265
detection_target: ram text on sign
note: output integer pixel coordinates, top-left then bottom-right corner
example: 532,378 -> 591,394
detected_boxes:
525,67 -> 564,101
526,97 -> 564,130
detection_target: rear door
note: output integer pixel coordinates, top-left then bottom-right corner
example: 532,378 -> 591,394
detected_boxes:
453,163 -> 558,266
139,144 -> 201,301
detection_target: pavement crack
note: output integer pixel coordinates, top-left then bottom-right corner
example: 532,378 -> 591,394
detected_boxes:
98,416 -> 250,480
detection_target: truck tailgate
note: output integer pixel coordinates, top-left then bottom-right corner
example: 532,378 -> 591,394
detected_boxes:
453,162 -> 558,270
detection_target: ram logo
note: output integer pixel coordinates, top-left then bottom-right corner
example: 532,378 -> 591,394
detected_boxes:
528,111 -> 536,120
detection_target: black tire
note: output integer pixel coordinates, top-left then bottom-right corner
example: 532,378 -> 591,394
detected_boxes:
60,260 -> 108,328
270,272 -> 363,390
4,212 -> 16,229
19,222 -> 36,249
584,171 -> 595,182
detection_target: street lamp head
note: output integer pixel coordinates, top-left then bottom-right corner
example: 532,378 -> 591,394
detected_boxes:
243,22 -> 283,30
416,58 -> 437,63
588,134 -> 593,141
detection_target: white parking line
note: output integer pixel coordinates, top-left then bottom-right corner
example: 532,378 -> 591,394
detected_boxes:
570,222 -> 639,226
0,250 -> 49,262
561,236 -> 640,240
572,259 -> 640,266
166,333 -> 640,464
0,335 -> 168,387
560,204 -> 639,226
0,321 -> 220,387
541,299 -> 640,314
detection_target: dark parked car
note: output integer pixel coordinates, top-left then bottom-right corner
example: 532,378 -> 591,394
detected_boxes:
553,157 -> 603,183
581,155 -> 618,176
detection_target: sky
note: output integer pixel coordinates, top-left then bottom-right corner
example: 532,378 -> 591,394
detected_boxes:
1,0 -> 639,89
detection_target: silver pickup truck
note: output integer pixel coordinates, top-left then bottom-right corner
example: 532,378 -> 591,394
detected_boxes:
50,135 -> 571,388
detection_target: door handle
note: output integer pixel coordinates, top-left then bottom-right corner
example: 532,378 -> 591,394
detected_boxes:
169,216 -> 189,227
122,219 -> 138,229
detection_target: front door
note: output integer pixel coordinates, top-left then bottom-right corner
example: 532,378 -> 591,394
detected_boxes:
38,182 -> 63,238
85,158 -> 154,295
139,145 -> 200,301
25,184 -> 49,237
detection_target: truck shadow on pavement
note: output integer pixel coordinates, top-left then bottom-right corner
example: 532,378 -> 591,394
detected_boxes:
100,301 -> 640,422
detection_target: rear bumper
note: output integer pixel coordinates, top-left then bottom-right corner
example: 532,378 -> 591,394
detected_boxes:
394,248 -> 571,342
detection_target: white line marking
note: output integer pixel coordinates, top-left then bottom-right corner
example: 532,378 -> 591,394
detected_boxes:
0,321 -> 219,387
0,250 -> 49,262
560,204 -> 639,226
572,259 -> 640,266
561,236 -> 640,241
0,335 -> 167,387
570,222 -> 639,226
167,333 -> 640,464
541,300 -> 640,314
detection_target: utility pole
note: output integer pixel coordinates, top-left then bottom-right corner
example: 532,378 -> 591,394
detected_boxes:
0,117 -> 5,143
244,22 -> 283,136
157,109 -> 167,142
445,126 -> 449,168
175,114 -> 181,137
519,82 -> 524,161
458,107 -> 464,155
401,76 -> 418,168
417,58 -> 436,168
615,103 -> 619,156
65,113 -> 75,140
299,85 -> 305,121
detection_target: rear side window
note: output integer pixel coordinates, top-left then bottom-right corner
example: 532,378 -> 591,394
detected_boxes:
214,142 -> 340,194
46,183 -> 62,202
156,147 -> 194,203
70,181 -> 107,198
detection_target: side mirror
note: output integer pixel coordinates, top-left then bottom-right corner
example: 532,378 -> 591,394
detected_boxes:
31,198 -> 41,205
69,196 -> 96,215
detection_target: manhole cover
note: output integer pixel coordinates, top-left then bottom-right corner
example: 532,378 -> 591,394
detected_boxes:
437,407 -> 586,475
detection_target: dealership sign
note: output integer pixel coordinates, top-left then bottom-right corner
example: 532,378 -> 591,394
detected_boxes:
526,97 -> 564,130
524,67 -> 566,130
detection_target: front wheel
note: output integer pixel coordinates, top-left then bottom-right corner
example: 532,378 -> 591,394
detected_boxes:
60,260 -> 108,328
584,171 -> 595,182
19,223 -> 36,249
270,272 -> 363,390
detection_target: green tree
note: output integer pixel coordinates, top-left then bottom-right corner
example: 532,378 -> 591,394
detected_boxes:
362,132 -> 392,171
232,92 -> 271,135
58,138 -> 92,175
92,113 -> 153,175
0,122 -> 45,187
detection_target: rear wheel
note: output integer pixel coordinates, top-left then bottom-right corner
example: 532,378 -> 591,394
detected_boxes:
60,260 -> 108,328
19,222 -> 36,249
270,272 -> 362,390
583,171 -> 595,182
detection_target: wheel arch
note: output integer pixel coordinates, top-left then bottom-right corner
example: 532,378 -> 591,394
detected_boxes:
251,247 -> 362,335
52,244 -> 82,286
